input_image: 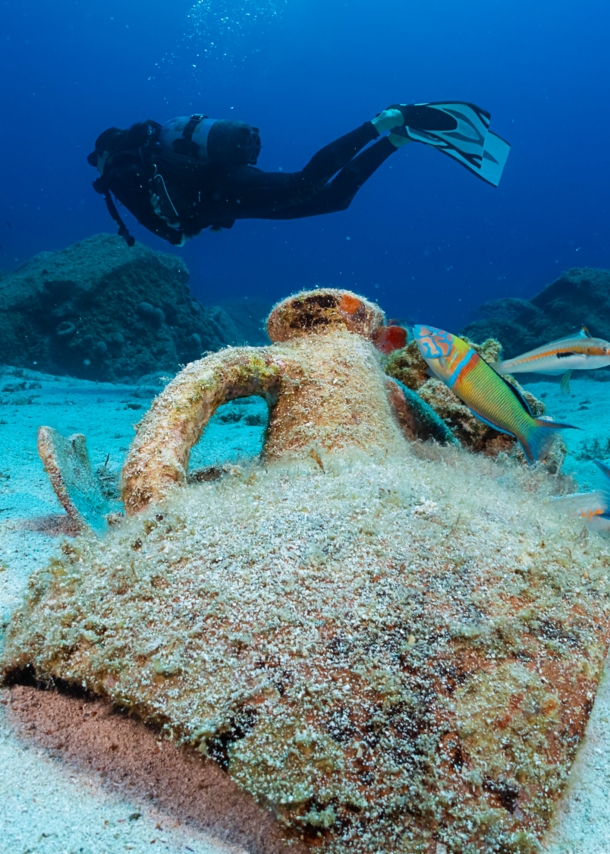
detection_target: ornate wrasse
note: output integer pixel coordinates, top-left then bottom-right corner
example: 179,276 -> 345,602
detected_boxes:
413,324 -> 578,464
492,327 -> 610,393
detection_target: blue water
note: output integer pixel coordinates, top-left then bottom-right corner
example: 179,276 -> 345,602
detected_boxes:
1,0 -> 609,328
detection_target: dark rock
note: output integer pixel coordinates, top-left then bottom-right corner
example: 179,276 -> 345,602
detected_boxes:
137,301 -> 165,327
55,320 -> 76,338
217,296 -> 272,345
136,372 -> 171,387
0,234 -> 247,381
462,267 -> 610,358
472,297 -> 545,326
108,332 -> 125,351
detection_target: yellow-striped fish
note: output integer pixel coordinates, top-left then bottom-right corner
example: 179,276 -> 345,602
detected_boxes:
552,459 -> 610,531
413,324 -> 578,464
492,327 -> 610,394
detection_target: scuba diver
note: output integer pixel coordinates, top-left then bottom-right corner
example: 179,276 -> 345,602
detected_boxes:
87,102 -> 510,247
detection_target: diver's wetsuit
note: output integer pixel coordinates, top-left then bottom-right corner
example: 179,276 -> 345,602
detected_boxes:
98,122 -> 395,245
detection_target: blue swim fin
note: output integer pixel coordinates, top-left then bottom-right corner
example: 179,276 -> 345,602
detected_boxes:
390,101 -> 510,187
479,130 -> 511,188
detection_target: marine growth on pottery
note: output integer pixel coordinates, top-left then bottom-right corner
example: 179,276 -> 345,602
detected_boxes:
3,289 -> 610,854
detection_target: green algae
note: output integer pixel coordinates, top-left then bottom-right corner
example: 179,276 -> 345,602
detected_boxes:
2,452 -> 610,853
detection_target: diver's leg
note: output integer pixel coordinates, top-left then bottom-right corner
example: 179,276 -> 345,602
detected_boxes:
297,122 -> 381,186
296,110 -> 407,186
267,136 -> 404,219
217,117 -> 409,217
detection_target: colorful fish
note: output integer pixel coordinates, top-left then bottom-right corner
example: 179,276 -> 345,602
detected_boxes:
492,327 -> 610,395
552,459 -> 610,531
413,324 -> 578,464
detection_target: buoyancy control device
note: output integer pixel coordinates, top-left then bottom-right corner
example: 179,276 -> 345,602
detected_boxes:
91,114 -> 262,247
160,115 -> 262,165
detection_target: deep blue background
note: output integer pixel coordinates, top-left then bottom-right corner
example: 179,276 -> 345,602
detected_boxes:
1,0 -> 608,328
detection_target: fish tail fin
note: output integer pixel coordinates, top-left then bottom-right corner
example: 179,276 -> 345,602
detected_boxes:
551,489 -> 607,520
520,419 -> 579,465
594,459 -> 610,509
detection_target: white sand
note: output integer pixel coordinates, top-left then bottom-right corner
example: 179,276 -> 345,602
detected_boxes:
524,376 -> 610,854
0,366 -> 267,854
0,711 -> 239,854
0,366 -> 609,853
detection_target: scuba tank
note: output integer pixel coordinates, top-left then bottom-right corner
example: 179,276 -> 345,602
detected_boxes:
159,115 -> 261,165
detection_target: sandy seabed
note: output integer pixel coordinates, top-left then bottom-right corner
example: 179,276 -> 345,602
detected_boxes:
1,365 -> 609,854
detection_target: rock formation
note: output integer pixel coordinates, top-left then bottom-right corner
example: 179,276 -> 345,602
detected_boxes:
462,267 -> 610,362
0,234 -> 261,382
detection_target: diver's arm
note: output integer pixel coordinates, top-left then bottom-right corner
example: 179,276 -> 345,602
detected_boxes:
103,163 -> 186,246
118,191 -> 185,245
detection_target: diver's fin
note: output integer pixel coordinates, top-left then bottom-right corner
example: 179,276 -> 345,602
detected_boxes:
560,370 -> 573,396
391,101 -> 510,186
479,131 -> 511,188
